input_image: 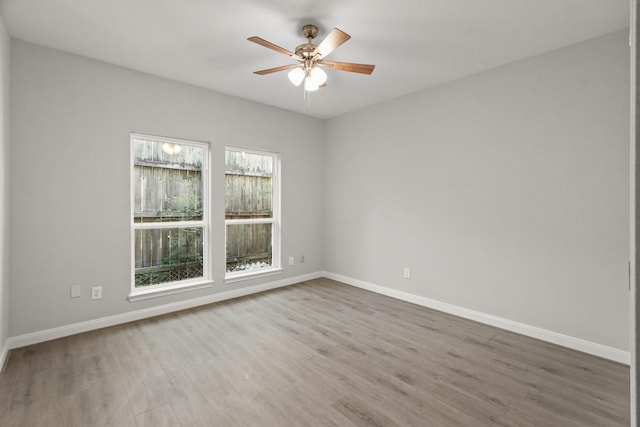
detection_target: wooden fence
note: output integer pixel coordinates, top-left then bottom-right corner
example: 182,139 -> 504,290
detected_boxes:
134,166 -> 203,222
225,223 -> 272,271
134,227 -> 203,268
225,174 -> 272,218
133,145 -> 275,283
225,172 -> 273,271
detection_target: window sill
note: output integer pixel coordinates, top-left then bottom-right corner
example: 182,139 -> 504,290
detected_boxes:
128,280 -> 214,302
224,268 -> 283,284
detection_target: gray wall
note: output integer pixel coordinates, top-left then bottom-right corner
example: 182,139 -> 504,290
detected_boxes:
0,14 -> 9,354
324,31 -> 630,351
9,40 -> 324,336
8,31 -> 631,355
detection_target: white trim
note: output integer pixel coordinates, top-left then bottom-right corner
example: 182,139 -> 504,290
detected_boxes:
6,270 -> 628,366
224,146 -> 281,273
0,339 -> 8,373
130,133 -> 211,295
128,280 -> 214,302
130,132 -> 210,146
5,272 -> 323,350
134,221 -> 207,230
323,271 -> 631,365
225,218 -> 274,225
225,267 -> 283,284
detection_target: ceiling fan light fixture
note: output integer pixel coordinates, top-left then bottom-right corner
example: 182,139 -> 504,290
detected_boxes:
287,67 -> 305,86
249,25 -> 375,95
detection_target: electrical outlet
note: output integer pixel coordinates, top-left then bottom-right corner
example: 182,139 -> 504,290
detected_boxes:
299,255 -> 305,264
403,268 -> 411,279
91,286 -> 102,300
70,285 -> 81,298
288,256 -> 294,266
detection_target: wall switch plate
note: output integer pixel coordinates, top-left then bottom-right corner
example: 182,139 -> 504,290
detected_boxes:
403,268 -> 411,279
299,255 -> 305,264
91,286 -> 102,300
70,285 -> 81,298
288,256 -> 294,266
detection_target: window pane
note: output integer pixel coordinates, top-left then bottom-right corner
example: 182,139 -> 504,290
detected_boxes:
134,227 -> 203,287
226,223 -> 272,273
225,151 -> 272,219
133,138 -> 203,223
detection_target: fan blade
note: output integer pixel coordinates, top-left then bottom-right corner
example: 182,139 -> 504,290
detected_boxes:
254,64 -> 299,75
312,28 -> 351,58
322,61 -> 375,75
248,36 -> 299,58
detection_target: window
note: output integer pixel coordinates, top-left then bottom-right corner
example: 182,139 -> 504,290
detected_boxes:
130,134 -> 210,298
225,147 -> 280,280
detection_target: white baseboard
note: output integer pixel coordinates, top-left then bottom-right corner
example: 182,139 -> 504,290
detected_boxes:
6,271 -> 323,350
322,271 -> 631,365
5,270 -> 630,366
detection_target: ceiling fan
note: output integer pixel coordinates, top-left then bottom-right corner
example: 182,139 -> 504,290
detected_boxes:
248,24 -> 375,92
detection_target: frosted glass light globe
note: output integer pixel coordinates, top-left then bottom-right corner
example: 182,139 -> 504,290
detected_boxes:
304,77 -> 320,92
309,67 -> 327,86
287,67 -> 305,86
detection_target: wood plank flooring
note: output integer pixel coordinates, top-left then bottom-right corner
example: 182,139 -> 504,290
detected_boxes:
0,278 -> 630,426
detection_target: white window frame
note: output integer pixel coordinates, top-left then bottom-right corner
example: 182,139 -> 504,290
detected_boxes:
224,146 -> 282,283
129,133 -> 212,301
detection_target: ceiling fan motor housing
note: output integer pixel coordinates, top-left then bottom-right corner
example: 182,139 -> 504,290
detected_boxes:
296,25 -> 320,59
295,43 -> 316,59
302,24 -> 318,40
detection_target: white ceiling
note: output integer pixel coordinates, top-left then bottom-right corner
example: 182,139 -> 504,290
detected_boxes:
0,0 -> 630,119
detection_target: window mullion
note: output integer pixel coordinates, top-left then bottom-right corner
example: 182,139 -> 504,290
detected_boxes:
133,220 -> 206,229
224,218 -> 274,226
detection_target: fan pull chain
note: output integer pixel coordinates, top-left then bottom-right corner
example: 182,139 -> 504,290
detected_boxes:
303,85 -> 311,109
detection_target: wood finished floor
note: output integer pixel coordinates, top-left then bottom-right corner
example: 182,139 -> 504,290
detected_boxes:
0,278 -> 630,426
